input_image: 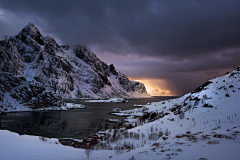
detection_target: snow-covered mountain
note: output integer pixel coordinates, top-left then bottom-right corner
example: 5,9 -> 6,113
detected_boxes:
0,22 -> 150,112
102,66 -> 240,159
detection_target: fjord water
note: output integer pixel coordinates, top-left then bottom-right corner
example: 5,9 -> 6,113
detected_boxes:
0,96 -> 178,139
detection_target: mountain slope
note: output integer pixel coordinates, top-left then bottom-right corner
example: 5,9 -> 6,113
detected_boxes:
0,23 -> 150,112
102,66 -> 240,159
0,72 -> 63,111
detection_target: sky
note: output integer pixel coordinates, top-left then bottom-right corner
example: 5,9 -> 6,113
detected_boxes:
0,0 -> 240,96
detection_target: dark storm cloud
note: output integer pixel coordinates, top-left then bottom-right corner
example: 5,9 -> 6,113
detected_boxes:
1,0 -> 240,57
1,0 -> 240,95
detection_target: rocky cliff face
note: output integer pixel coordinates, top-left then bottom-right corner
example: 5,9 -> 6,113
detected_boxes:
0,23 -> 150,111
0,72 -> 63,111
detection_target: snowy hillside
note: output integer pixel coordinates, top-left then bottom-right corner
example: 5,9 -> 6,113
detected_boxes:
0,22 -> 150,112
0,67 -> 239,159
97,66 -> 240,159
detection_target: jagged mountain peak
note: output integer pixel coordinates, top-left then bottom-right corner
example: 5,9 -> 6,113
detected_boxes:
16,22 -> 44,45
20,22 -> 39,35
24,22 -> 36,28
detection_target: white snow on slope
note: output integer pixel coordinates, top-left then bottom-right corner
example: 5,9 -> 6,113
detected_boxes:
95,67 -> 240,159
0,130 -> 117,160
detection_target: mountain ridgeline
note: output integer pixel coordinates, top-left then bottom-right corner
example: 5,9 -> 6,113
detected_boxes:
0,23 -> 150,111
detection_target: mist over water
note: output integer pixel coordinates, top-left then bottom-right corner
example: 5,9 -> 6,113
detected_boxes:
0,96 -> 178,139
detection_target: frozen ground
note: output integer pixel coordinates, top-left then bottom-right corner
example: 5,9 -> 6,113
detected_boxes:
0,130 -> 116,160
0,126 -> 239,160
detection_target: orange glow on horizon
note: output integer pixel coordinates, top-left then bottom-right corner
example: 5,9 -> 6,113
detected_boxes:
131,78 -> 175,96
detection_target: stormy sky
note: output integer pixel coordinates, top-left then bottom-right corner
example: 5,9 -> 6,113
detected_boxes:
0,0 -> 240,96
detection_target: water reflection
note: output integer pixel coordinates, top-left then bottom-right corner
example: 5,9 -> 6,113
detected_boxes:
0,96 -> 178,139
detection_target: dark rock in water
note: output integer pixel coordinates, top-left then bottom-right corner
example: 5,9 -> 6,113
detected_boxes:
0,111 -> 7,115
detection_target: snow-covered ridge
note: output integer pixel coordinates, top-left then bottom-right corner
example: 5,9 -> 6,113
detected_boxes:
96,66 -> 240,159
0,22 -> 150,111
115,66 -> 240,118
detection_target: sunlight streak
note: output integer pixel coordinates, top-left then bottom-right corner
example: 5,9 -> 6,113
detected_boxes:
131,79 -> 175,96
